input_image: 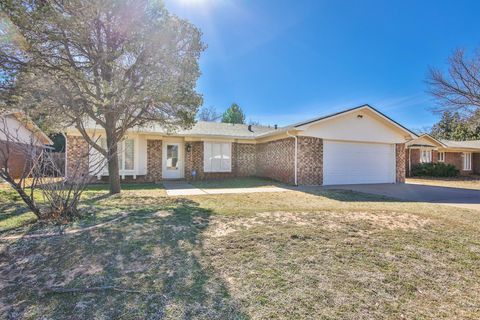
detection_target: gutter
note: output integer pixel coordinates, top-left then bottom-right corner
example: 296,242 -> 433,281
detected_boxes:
286,130 -> 298,185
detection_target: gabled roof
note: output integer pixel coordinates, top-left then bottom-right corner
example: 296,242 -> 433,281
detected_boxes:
291,104 -> 418,137
406,133 -> 447,148
0,110 -> 53,145
70,104 -> 417,141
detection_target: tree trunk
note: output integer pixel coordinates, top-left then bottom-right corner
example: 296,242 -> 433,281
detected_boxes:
105,116 -> 121,194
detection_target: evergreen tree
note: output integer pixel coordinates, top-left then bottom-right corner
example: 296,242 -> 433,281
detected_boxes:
222,103 -> 246,124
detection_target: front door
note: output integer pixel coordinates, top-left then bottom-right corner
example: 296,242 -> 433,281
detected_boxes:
162,141 -> 184,179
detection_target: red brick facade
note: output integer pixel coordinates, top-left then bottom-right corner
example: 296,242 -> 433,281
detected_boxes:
406,149 -> 480,176
297,137 -> 323,185
395,144 -> 406,183
66,135 -> 90,180
184,142 -> 256,181
255,138 -> 295,184
0,141 -> 41,179
66,134 -> 411,185
474,153 -> 480,174
236,143 -> 257,177
146,140 -> 162,182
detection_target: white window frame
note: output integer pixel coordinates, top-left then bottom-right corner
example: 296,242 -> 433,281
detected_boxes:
91,137 -> 136,176
203,142 -> 232,173
119,139 -> 135,172
463,152 -> 472,171
420,148 -> 432,163
438,151 -> 445,162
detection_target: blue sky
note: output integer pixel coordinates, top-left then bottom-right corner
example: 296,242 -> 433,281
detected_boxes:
164,0 -> 480,131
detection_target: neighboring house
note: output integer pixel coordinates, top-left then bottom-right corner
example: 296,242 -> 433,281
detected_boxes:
406,134 -> 480,176
65,104 -> 418,185
0,111 -> 53,179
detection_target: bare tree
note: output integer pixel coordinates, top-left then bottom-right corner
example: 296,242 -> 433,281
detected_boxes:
0,116 -> 107,222
427,48 -> 480,117
197,106 -> 222,122
1,0 -> 205,194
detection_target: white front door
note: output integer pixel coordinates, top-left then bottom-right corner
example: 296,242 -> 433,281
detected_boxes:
162,141 -> 184,179
323,140 -> 396,185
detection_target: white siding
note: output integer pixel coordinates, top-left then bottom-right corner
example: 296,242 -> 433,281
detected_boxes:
0,115 -> 43,146
299,110 -> 407,144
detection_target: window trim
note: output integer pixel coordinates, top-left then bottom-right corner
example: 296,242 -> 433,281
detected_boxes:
438,151 -> 445,162
463,152 -> 472,171
420,148 -> 432,163
203,142 -> 232,173
120,138 -> 135,171
93,137 -> 136,175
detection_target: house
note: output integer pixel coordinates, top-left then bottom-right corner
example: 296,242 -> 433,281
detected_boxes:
0,111 -> 53,179
65,104 -> 420,186
406,134 -> 480,176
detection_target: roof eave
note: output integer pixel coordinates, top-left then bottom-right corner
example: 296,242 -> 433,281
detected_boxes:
293,104 -> 418,139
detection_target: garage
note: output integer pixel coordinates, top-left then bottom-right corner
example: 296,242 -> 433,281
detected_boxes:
323,140 -> 396,185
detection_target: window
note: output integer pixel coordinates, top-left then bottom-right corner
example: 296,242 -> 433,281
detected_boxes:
420,148 -> 432,163
118,139 -> 135,171
204,142 -> 231,172
463,152 -> 472,171
91,138 -> 135,173
438,152 -> 445,162
166,145 -> 179,170
124,139 -> 134,170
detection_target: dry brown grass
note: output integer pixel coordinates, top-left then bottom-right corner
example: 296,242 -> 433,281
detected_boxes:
1,181 -> 480,319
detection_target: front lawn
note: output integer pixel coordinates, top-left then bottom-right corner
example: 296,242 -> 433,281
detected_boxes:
1,181 -> 480,319
190,176 -> 281,189
407,175 -> 480,190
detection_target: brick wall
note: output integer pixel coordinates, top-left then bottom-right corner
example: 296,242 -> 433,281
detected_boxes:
297,137 -> 323,185
406,149 -> 478,176
0,141 -> 37,179
185,142 -> 256,181
146,140 -> 162,182
236,143 -> 257,177
444,152 -> 475,175
66,135 -> 90,180
431,150 -> 438,163
396,143 -> 406,183
473,153 -> 480,174
406,148 -> 420,177
255,138 -> 295,184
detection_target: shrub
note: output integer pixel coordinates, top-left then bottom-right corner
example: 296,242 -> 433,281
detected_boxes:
411,162 -> 459,177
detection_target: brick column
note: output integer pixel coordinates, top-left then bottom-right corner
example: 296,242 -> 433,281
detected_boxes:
146,140 -> 162,182
185,141 -> 204,180
297,137 -> 323,185
396,143 -> 406,183
66,135 -> 90,180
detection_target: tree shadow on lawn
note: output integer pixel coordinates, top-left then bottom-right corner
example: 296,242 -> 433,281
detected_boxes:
296,186 -> 401,204
0,198 -> 248,319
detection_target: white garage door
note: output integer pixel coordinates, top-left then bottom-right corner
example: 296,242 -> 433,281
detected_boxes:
323,140 -> 396,185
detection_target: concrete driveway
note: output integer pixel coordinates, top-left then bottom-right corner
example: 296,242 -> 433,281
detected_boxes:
324,183 -> 480,210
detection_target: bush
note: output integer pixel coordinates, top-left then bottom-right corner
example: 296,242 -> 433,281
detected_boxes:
411,162 -> 459,177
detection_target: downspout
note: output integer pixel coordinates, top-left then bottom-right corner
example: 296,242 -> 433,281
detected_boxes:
286,130 -> 298,186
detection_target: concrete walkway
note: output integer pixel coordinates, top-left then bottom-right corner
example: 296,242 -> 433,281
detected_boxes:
324,183 -> 480,210
162,180 -> 289,196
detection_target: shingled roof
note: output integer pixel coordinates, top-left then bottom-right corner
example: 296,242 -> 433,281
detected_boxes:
441,140 -> 480,149
175,121 -> 276,139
